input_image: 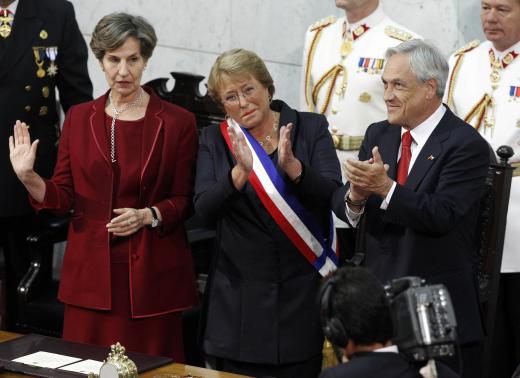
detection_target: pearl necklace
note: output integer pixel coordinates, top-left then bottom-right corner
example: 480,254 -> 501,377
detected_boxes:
108,88 -> 143,162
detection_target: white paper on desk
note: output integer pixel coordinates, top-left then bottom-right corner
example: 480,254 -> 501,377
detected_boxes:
12,351 -> 81,369
58,359 -> 104,374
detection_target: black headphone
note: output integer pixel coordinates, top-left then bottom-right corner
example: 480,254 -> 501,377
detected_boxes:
319,275 -> 349,348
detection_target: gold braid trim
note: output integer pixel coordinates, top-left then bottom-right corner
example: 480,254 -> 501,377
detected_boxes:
311,64 -> 344,114
305,28 -> 324,111
446,54 -> 464,108
304,17 -> 336,112
304,27 -> 333,111
464,93 -> 492,131
446,40 -> 480,109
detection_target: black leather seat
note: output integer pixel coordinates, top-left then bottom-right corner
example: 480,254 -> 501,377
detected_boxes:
475,145 -> 514,377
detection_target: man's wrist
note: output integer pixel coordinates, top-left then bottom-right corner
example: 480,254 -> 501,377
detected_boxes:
345,187 -> 367,207
378,178 -> 394,198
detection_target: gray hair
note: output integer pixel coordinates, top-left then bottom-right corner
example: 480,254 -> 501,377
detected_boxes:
385,39 -> 448,98
90,13 -> 157,61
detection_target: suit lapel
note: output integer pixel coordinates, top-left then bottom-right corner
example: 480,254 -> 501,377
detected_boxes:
0,0 -> 42,80
405,108 -> 452,190
378,124 -> 401,181
89,92 -> 111,167
140,88 -> 164,183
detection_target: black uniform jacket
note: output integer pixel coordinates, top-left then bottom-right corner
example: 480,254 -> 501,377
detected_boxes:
0,0 -> 92,216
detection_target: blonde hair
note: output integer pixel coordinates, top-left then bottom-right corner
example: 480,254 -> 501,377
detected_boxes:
207,48 -> 275,103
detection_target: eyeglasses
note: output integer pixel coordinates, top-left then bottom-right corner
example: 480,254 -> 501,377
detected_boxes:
221,85 -> 259,106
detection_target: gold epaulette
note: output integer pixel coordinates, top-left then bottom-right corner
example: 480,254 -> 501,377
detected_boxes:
310,15 -> 336,31
454,39 -> 480,56
384,25 -> 413,41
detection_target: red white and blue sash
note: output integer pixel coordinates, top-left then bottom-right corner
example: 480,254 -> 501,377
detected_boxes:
220,118 -> 338,276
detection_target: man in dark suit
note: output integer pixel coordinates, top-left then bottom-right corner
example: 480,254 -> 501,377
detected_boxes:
319,266 -> 459,378
332,39 -> 489,378
0,0 -> 92,329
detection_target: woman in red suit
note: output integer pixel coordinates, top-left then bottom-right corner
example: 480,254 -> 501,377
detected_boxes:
8,13 -> 198,361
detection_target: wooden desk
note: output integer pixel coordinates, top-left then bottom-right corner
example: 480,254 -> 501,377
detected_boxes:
0,332 -> 248,378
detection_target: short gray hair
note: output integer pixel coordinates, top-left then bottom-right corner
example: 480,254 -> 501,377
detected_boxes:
385,39 -> 448,98
90,13 -> 157,61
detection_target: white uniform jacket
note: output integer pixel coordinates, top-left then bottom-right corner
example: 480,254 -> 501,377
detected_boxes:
446,39 -> 520,272
300,4 -> 420,165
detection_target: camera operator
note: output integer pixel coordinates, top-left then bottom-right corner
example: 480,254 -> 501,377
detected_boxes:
319,266 -> 459,378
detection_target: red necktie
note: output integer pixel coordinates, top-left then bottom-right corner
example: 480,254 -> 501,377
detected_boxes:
397,131 -> 412,185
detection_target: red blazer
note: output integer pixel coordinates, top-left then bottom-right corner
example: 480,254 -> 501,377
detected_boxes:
32,87 -> 198,317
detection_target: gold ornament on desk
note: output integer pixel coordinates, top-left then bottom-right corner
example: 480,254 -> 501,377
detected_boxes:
98,342 -> 137,378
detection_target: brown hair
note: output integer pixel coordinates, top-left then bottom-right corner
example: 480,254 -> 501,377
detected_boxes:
90,12 -> 157,61
207,48 -> 275,103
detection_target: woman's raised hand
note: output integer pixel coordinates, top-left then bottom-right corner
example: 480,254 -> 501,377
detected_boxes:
8,120 -> 39,181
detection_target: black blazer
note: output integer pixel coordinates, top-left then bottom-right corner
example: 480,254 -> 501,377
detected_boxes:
0,0 -> 92,216
319,352 -> 460,378
332,106 -> 489,344
195,100 -> 342,364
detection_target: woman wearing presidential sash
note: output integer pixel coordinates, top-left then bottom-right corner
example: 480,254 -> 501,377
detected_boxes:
195,48 -> 342,378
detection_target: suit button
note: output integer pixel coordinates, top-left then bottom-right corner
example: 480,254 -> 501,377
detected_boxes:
25,105 -> 31,112
24,85 -> 31,92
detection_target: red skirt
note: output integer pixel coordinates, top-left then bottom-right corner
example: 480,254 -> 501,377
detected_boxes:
62,241 -> 185,362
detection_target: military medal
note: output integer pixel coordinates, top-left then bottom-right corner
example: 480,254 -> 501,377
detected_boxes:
340,40 -> 353,58
36,62 -> 46,78
0,9 -> 13,38
33,47 -> 46,78
46,46 -> 58,77
488,49 -> 502,90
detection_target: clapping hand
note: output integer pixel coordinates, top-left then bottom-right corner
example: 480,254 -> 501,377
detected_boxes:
277,123 -> 302,182
228,126 -> 253,172
344,147 -> 392,198
228,126 -> 253,190
8,120 -> 39,181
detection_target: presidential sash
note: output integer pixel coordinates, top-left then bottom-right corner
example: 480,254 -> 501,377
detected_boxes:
220,118 -> 338,276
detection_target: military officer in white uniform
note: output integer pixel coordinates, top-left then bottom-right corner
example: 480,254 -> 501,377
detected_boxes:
301,0 -> 420,166
446,0 -> 520,273
445,0 -> 520,375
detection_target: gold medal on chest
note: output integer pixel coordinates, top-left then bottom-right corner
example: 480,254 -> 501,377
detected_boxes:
341,40 -> 353,58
